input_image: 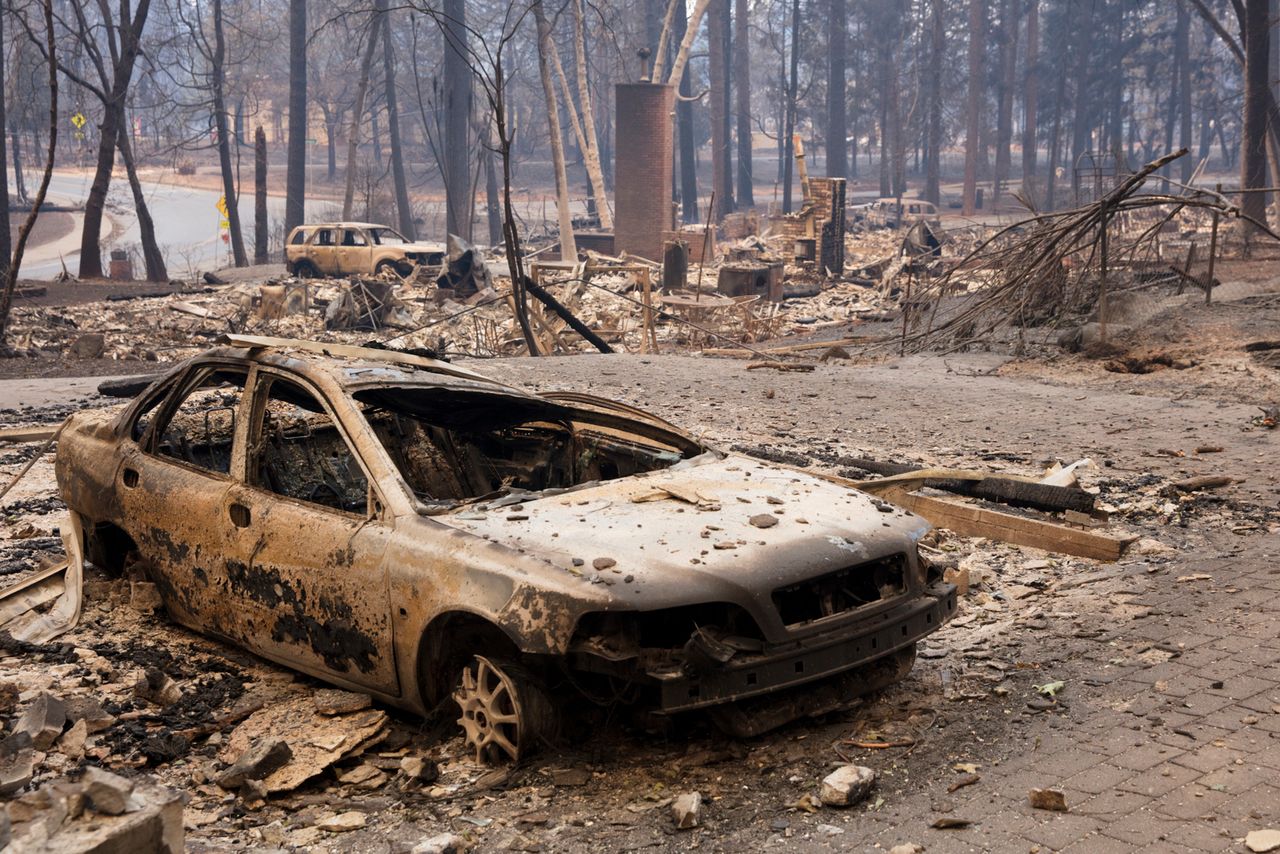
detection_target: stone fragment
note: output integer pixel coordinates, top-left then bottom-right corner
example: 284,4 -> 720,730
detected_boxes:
0,682 -> 19,715
313,688 -> 372,715
1247,830 -> 1280,853
134,668 -> 182,707
216,738 -> 292,790
550,767 -> 590,786
943,566 -> 970,595
672,791 -> 702,829
0,732 -> 34,797
64,696 -> 117,734
68,333 -> 106,359
1028,788 -> 1068,812
592,557 -> 617,570
399,755 -> 439,783
820,765 -> 877,807
889,845 -> 924,854
58,719 -> 88,759
15,692 -> 67,750
412,833 -> 468,854
128,581 -> 164,614
749,514 -> 778,528
317,811 -> 367,832
83,766 -> 135,815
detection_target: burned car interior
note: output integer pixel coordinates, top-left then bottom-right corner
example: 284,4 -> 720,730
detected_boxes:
354,387 -> 695,509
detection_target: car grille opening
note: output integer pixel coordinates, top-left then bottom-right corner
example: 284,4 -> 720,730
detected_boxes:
773,553 -> 908,626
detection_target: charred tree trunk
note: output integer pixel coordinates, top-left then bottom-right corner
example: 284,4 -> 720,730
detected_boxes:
1,0 -> 54,342
720,0 -> 734,212
1021,0 -> 1039,205
11,132 -> 26,204
572,0 -> 611,229
342,10 -> 382,221
255,126 -> 268,264
115,116 -> 166,281
443,0 -> 472,240
826,0 -> 848,179
1242,0 -> 1270,227
285,0 -> 307,233
532,0 -> 577,260
924,0 -> 944,204
878,43 -> 891,197
383,5 -> 415,239
782,0 -> 800,213
676,5 -> 699,222
213,0 -> 247,267
993,0 -> 1018,210
0,3 -> 9,279
734,0 -> 753,205
708,0 -> 731,219
962,0 -> 985,215
484,127 -> 502,246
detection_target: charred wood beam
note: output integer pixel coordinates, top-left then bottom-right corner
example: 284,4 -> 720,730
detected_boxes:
521,276 -> 614,354
841,457 -> 1095,515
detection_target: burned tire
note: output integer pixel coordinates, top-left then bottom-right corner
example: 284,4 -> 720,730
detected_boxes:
375,258 -> 411,277
453,655 -> 557,765
291,259 -> 318,278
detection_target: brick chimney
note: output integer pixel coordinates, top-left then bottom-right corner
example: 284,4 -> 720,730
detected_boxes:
613,83 -> 674,262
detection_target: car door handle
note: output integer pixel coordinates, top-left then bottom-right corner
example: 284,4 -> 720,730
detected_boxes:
229,502 -> 252,528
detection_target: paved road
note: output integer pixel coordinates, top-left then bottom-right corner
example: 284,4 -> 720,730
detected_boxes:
18,171 -> 324,280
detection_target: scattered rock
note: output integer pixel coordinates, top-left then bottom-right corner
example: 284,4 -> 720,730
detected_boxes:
889,845 -> 925,854
412,833 -> 469,854
317,811 -> 367,832
216,738 -> 293,790
64,696 -> 116,734
0,732 -> 34,797
83,766 -> 135,815
550,768 -> 591,786
313,689 -> 372,715
134,667 -> 182,707
943,566 -> 970,595
1028,788 -> 1068,812
1247,830 -> 1280,853
57,719 -> 88,759
400,755 -> 440,783
931,817 -> 972,829
1172,475 -> 1232,492
1135,538 -> 1171,555
672,791 -> 702,829
67,333 -> 106,359
128,581 -> 164,614
15,692 -> 66,750
820,765 -> 876,807
749,513 -> 779,528
0,682 -> 19,715
592,557 -> 617,570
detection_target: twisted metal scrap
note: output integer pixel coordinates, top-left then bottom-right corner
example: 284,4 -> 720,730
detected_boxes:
895,150 -> 1279,354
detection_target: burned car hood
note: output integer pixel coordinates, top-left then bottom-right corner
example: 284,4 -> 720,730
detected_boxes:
439,454 -> 930,610
401,242 -> 446,254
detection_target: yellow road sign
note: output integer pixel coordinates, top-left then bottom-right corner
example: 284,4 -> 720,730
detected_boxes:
215,196 -> 228,217
70,112 -> 86,129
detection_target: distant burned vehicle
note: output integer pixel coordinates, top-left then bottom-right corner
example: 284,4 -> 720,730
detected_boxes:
54,337 -> 956,763
284,222 -> 445,278
855,198 -> 942,230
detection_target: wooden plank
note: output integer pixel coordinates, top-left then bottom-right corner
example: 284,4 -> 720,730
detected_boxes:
0,426 -> 59,444
884,489 -> 1135,562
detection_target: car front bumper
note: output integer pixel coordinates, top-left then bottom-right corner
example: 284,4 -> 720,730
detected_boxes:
652,583 -> 957,713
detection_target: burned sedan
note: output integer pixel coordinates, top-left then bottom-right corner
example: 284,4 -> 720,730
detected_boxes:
54,336 -> 956,763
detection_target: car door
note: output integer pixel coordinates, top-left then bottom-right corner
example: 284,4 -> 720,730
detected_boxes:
114,363 -> 262,642
231,369 -> 399,695
309,228 -> 339,275
338,228 -> 373,275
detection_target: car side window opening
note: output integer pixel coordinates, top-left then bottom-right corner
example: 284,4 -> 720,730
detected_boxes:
315,229 -> 334,246
290,230 -> 308,245
368,228 -> 407,246
150,369 -> 249,475
252,377 -> 368,514
342,229 -> 367,247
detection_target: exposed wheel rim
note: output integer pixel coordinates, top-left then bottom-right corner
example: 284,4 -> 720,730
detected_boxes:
453,656 -> 525,765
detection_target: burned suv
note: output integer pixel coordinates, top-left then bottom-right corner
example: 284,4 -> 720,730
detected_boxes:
54,337 -> 956,763
284,222 -> 445,278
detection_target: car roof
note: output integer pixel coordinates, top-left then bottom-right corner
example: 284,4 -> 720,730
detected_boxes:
289,222 -> 393,231
213,334 -> 525,393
